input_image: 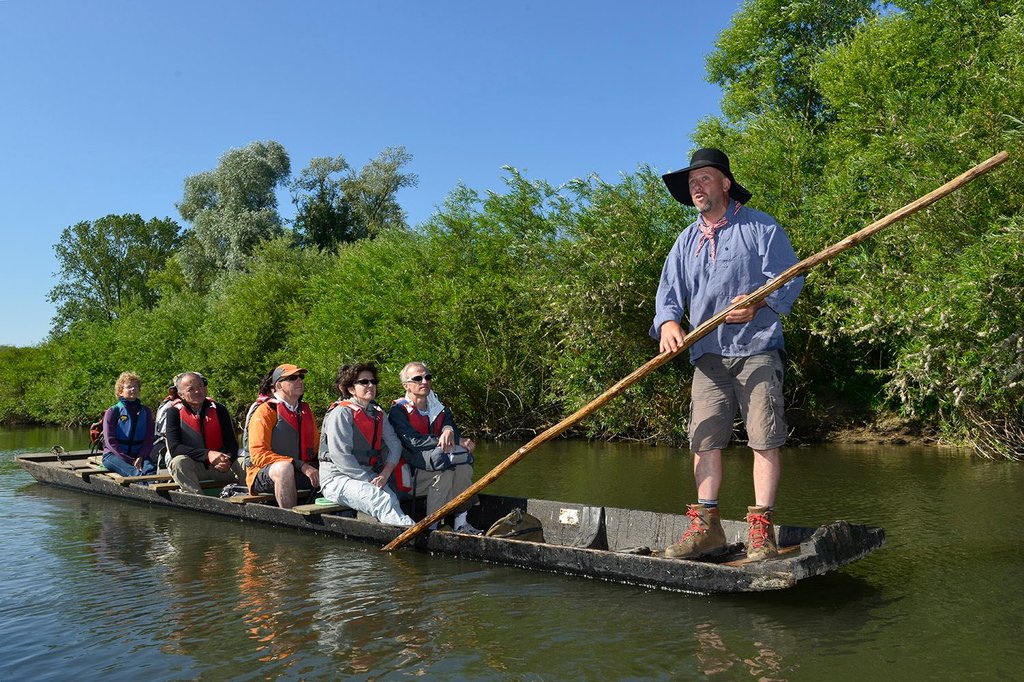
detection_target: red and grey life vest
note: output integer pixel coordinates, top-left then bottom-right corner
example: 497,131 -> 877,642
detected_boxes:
327,399 -> 384,469
241,396 -> 317,467
110,399 -> 149,457
392,397 -> 446,436
172,397 -> 224,451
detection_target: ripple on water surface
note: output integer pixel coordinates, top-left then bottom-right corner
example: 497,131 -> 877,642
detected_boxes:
3,438 -> 1024,680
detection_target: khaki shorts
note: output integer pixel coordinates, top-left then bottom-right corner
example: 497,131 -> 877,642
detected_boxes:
688,351 -> 787,452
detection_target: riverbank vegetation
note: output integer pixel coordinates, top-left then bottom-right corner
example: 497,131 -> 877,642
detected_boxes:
4,0 -> 1022,459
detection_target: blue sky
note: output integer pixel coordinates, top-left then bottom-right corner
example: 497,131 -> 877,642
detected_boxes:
0,0 -> 741,347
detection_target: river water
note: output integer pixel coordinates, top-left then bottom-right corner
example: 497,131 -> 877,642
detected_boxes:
1,426 -> 1021,681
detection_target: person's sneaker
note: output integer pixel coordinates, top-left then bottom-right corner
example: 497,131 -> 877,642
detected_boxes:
664,504 -> 727,559
454,521 -> 485,535
745,505 -> 779,561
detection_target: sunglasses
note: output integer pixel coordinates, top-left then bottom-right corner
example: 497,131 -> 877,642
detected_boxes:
353,378 -> 379,386
407,374 -> 433,383
280,374 -> 305,382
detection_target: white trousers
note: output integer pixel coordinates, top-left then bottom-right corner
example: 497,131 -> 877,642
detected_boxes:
322,477 -> 414,526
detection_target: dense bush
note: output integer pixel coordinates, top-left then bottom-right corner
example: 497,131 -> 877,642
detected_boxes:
3,0 -> 1021,459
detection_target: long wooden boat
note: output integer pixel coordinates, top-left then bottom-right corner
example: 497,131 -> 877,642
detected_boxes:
17,449 -> 885,594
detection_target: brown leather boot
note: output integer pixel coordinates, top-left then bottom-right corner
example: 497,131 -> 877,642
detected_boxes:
664,504 -> 727,559
745,505 -> 778,561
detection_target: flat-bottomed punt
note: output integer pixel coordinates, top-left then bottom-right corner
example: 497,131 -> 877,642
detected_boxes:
17,450 -> 885,594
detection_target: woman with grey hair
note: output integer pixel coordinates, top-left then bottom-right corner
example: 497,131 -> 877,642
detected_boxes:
388,361 -> 480,534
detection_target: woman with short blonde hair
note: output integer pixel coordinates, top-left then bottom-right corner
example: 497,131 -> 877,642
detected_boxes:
101,371 -> 157,478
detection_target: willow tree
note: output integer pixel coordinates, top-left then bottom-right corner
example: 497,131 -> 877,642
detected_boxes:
176,140 -> 291,290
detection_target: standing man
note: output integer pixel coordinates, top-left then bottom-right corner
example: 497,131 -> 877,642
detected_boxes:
653,148 -> 803,561
165,372 -> 245,494
245,364 -> 320,509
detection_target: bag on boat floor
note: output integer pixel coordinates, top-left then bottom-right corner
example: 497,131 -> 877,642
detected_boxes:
485,508 -> 545,543
219,483 -> 251,499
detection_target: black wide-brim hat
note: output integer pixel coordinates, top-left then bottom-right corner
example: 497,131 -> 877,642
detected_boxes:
662,147 -> 752,206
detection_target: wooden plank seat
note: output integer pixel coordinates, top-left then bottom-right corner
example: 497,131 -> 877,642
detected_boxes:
291,500 -> 351,516
75,467 -> 110,480
226,489 -> 314,504
228,494 -> 276,504
151,479 -> 239,493
107,473 -> 174,486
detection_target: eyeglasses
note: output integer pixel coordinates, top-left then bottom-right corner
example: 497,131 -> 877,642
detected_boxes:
280,375 -> 304,382
353,378 -> 379,386
407,374 -> 433,383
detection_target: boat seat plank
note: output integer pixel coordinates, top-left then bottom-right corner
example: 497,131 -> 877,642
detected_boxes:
110,474 -> 173,485
151,482 -> 180,492
291,502 -> 351,516
74,467 -> 109,477
153,480 -> 241,494
228,494 -> 276,504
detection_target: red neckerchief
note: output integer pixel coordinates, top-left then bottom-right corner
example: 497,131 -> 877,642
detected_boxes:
695,202 -> 742,262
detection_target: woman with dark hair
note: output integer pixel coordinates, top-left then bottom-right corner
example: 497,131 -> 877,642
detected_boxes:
318,363 -> 414,526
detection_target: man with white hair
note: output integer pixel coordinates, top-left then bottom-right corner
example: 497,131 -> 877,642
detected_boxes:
165,372 -> 244,494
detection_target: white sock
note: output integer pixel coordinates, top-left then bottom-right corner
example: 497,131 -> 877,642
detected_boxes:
454,512 -> 469,528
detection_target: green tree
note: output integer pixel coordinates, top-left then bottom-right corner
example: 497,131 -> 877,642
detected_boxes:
290,147 -> 419,250
0,345 -> 48,423
290,155 -> 362,250
47,213 -> 181,334
345,146 -> 419,236
705,0 -> 877,124
697,0 -> 1024,455
177,140 -> 291,289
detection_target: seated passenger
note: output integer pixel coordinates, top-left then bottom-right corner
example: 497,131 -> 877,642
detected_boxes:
388,361 -> 481,534
319,363 -> 414,526
152,377 -> 180,469
244,364 -> 320,509
101,371 -> 157,477
166,372 -> 245,494
238,370 -> 275,471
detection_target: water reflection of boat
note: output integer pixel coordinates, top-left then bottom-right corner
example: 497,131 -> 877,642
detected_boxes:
17,450 -> 886,594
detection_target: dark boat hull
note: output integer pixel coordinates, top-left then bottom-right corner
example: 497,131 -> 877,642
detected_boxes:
16,451 -> 885,594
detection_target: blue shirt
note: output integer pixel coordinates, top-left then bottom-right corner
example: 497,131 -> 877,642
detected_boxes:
651,201 -> 803,363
